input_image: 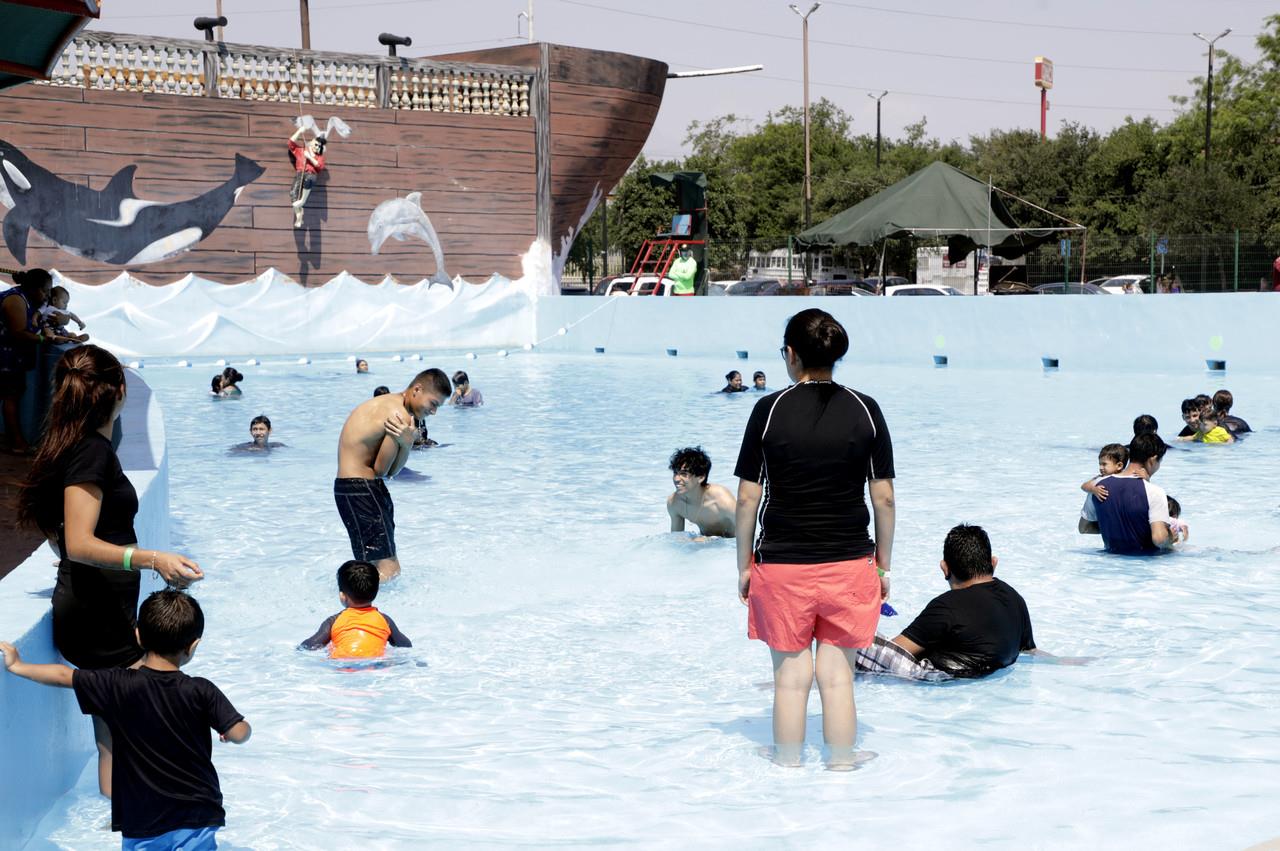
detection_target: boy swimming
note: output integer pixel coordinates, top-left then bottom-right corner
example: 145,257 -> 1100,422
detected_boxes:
299,560 -> 412,659
666,446 -> 736,539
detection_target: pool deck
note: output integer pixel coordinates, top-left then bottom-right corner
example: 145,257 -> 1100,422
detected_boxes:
0,453 -> 42,581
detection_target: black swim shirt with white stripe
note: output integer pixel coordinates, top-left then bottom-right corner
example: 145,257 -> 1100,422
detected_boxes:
734,380 -> 894,564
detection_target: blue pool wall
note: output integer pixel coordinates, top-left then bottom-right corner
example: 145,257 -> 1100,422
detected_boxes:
0,370 -> 168,850
534,294 -> 1280,373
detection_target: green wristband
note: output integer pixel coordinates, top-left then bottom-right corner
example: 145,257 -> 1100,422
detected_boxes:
123,546 -> 135,571
877,567 -> 886,577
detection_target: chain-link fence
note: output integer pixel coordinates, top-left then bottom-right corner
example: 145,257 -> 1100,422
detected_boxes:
562,232 -> 1280,293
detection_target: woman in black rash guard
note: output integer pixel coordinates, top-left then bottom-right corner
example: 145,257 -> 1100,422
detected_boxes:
734,308 -> 896,770
17,345 -> 204,796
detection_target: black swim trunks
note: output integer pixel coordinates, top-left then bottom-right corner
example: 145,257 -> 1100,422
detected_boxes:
334,477 -> 396,562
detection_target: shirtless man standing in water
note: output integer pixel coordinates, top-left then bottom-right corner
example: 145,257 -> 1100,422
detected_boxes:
667,446 -> 736,539
335,369 -> 451,580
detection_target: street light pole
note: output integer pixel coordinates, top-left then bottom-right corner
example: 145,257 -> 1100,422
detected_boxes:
868,90 -> 888,168
1193,28 -> 1231,169
299,0 -> 311,49
789,3 -> 820,234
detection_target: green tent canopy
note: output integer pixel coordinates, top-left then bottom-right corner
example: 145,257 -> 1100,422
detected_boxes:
794,161 -> 1064,261
0,0 -> 99,91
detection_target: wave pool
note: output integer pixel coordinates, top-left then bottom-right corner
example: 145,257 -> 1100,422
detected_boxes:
28,352 -> 1280,849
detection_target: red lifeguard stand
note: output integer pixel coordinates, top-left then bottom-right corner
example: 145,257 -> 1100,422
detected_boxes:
628,172 -> 707,289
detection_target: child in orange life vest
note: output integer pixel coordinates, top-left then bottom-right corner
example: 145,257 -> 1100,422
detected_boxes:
299,560 -> 412,659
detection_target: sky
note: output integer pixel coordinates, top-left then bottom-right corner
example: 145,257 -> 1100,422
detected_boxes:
88,0 -> 1276,160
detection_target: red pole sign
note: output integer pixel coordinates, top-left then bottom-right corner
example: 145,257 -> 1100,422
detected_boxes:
1034,57 -> 1054,140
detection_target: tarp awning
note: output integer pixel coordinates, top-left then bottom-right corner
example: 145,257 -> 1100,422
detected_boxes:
794,160 -> 1063,259
0,0 -> 99,91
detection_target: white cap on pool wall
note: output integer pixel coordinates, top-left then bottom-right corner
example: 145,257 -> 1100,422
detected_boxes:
245,358 -> 260,366
497,350 -> 509,358
556,327 -> 568,336
391,354 -> 404,362
176,360 -> 191,367
297,356 -> 311,365
127,360 -> 142,369
408,353 -> 422,361
215,358 -> 227,366
465,352 -> 476,360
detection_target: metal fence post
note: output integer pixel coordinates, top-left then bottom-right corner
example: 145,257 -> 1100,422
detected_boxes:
1148,232 -> 1155,286
1233,229 -> 1240,292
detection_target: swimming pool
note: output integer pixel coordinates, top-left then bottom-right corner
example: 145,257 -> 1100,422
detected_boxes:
29,352 -> 1280,849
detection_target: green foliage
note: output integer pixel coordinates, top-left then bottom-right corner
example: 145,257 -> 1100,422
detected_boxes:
567,16 -> 1280,281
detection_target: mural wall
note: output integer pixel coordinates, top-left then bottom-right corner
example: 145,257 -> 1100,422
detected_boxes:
0,36 -> 668,289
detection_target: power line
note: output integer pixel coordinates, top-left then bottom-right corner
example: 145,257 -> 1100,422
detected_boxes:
821,1 -> 1258,39
669,65 -> 1181,113
558,0 -> 1204,74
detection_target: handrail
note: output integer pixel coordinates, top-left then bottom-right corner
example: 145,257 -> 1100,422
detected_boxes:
36,30 -> 534,116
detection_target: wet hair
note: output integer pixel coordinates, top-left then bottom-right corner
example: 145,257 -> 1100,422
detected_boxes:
1199,409 -> 1219,426
1193,394 -> 1213,413
668,446 -> 711,486
752,371 -> 765,381
942,524 -> 994,583
1099,443 -> 1128,468
725,370 -> 741,382
12,268 -> 52,297
137,590 -> 205,656
250,414 -> 271,430
211,375 -> 224,393
18,346 -> 126,530
356,359 -> 369,368
1166,496 -> 1181,519
1212,389 -> 1233,414
411,368 -> 452,398
452,370 -> 470,388
783,308 -> 848,370
1128,432 -> 1168,465
1132,414 -> 1158,436
1180,398 -> 1198,415
222,367 -> 244,383
337,560 -> 379,605
373,385 -> 390,397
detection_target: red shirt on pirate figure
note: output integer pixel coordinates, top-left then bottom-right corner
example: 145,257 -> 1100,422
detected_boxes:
287,127 -> 326,228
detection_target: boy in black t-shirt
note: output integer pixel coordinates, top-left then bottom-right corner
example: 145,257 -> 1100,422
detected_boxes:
1,591 -> 250,850
856,524 -> 1041,680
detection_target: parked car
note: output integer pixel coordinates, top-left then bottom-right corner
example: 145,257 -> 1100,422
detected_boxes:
1098,274 -> 1150,294
862,276 -> 910,293
603,275 -> 677,296
1032,282 -> 1108,295
885,284 -> 965,296
725,277 -> 786,296
809,279 -> 873,296
592,275 -> 624,295
989,280 -> 1035,295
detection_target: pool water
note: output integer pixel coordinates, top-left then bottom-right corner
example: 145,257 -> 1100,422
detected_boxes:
30,353 -> 1280,849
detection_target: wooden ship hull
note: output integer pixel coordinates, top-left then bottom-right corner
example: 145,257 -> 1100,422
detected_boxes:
0,33 -> 666,285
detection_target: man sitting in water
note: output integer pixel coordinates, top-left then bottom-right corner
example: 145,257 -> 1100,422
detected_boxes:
335,368 -> 451,581
751,371 -> 767,391
720,371 -> 746,393
1212,389 -> 1251,436
1132,414 -> 1158,437
231,415 -> 286,452
1078,433 -> 1175,555
666,446 -> 736,539
299,560 -> 411,659
856,524 -> 1039,680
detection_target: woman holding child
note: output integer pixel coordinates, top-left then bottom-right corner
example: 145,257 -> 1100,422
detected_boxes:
734,308 -> 896,769
18,344 -> 204,795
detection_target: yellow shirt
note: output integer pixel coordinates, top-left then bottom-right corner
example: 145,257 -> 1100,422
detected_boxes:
668,256 -> 698,295
1195,426 -> 1231,444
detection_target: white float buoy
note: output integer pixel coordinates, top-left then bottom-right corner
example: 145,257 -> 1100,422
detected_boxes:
245,358 -> 260,366
127,360 -> 142,369
556,327 -> 568,336
391,354 -> 404,362
465,352 -> 477,360
522,343 -> 534,351
297,356 -> 311,365
408,353 -> 422,361
497,349 -> 509,358
176,360 -> 190,368
346,355 -> 357,362
215,358 -> 227,366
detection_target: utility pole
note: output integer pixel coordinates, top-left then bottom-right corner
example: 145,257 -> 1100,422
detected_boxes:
1193,29 -> 1231,169
518,0 -> 535,43
216,0 -> 224,41
867,90 -> 888,168
299,0 -> 311,49
789,3 -> 819,280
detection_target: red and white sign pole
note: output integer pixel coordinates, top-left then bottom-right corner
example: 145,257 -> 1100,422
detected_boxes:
1034,56 -> 1054,140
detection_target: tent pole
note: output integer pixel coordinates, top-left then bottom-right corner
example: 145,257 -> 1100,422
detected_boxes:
1080,230 -> 1088,284
877,240 -> 887,293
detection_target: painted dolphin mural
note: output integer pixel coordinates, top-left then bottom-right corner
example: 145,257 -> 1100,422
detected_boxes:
367,192 -> 451,285
0,139 -> 264,266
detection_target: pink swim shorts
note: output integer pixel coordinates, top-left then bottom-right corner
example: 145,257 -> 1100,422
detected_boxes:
747,555 -> 881,651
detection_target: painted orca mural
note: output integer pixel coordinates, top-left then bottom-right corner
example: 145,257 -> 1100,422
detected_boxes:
0,140 -> 264,266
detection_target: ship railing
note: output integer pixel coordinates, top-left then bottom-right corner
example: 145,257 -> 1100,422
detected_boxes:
36,31 -> 533,117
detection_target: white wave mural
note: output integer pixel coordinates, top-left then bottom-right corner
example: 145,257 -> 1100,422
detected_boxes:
56,269 -> 539,358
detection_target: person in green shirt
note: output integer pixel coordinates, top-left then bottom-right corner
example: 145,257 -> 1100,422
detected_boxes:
669,244 -> 698,296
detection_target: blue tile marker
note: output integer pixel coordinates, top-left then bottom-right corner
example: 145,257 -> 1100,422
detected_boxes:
1206,359 -> 1226,372
667,348 -> 678,357
933,355 -> 948,367
736,350 -> 749,359
1042,356 -> 1059,370
594,346 -> 605,354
